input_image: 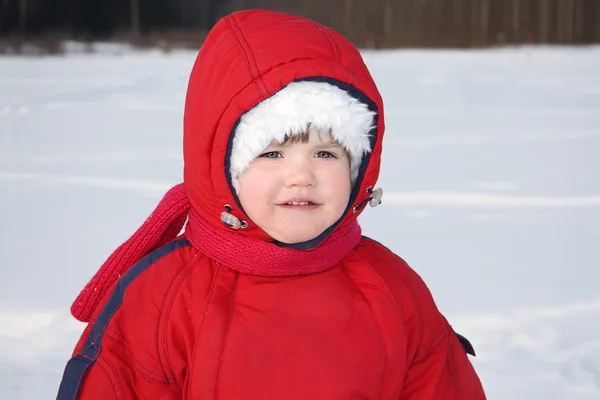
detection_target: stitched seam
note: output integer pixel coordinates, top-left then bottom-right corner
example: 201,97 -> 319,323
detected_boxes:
413,323 -> 449,363
313,22 -> 336,61
95,243 -> 186,351
79,328 -> 105,360
99,354 -> 124,399
100,323 -> 164,380
323,25 -> 355,84
225,16 -> 263,100
71,357 -> 89,400
161,250 -> 204,384
326,29 -> 354,84
97,355 -> 120,400
133,360 -> 170,383
102,325 -> 128,344
325,27 -> 341,62
344,263 -> 387,400
447,336 -> 465,399
410,326 -> 450,366
211,77 -> 266,206
388,263 -> 424,357
387,260 -> 424,359
103,329 -> 169,383
70,242 -> 188,398
187,264 -> 222,399
135,368 -> 173,385
365,241 -> 425,359
215,271 -> 239,399
360,258 -> 400,312
232,13 -> 270,96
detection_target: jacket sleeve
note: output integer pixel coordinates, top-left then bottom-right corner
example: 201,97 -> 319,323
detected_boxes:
56,318 -> 182,400
55,240 -> 196,399
56,276 -> 186,399
400,323 -> 486,399
399,271 -> 486,399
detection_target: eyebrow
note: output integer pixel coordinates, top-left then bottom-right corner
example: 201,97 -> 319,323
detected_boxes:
266,140 -> 343,149
315,141 -> 343,148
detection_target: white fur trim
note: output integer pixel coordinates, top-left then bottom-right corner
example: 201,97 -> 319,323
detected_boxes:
230,81 -> 376,193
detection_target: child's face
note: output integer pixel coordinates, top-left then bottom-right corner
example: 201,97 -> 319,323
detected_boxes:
238,129 -> 352,244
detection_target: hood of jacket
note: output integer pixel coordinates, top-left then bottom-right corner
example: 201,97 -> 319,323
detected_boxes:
183,9 -> 385,249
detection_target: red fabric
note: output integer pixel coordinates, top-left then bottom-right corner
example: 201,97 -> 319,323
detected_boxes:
182,9 -> 385,241
186,207 -> 361,277
70,239 -> 486,399
72,9 -> 386,322
64,9 -> 485,399
72,184 -> 361,322
70,184 -> 189,322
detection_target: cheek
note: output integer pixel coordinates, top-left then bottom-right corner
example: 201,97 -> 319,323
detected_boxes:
238,169 -> 275,213
320,163 -> 352,205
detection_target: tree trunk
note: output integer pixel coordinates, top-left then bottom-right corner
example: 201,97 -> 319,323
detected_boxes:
481,0 -> 489,44
512,0 -> 519,37
565,0 -> 575,43
19,0 -> 27,33
574,0 -> 584,42
131,0 -> 140,36
539,0 -> 550,43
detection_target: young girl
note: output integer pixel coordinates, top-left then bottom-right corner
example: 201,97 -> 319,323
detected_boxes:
57,9 -> 485,399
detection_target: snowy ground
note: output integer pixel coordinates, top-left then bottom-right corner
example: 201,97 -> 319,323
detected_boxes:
1,45 -> 599,399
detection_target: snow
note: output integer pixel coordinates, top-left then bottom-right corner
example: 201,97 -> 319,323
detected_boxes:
1,45 -> 599,398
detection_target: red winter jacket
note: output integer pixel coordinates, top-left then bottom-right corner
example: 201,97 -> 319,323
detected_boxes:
57,10 -> 485,400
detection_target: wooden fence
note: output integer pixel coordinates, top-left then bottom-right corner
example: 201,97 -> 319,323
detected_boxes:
2,0 -> 600,48
288,0 -> 600,47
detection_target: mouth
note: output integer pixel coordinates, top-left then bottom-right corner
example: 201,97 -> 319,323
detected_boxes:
278,198 -> 321,209
284,201 -> 314,205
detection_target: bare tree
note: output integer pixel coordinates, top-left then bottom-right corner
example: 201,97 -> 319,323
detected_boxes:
539,0 -> 551,42
131,0 -> 140,36
19,0 -> 26,32
574,0 -> 584,42
2,0 -> 600,47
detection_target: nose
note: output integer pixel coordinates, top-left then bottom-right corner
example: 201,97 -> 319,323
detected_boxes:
284,159 -> 316,188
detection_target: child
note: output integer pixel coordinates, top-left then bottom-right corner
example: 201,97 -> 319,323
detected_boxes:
57,9 -> 485,399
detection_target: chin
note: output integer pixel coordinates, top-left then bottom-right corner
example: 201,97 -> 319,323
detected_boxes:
272,227 -> 324,245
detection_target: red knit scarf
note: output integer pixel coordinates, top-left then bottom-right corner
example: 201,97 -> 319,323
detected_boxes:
71,183 -> 362,323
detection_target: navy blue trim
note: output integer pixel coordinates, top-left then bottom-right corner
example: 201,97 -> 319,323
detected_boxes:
225,76 -> 379,250
226,116 -> 244,209
454,331 -> 476,357
56,237 -> 191,399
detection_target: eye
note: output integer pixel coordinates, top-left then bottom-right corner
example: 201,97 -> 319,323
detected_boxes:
258,151 -> 281,159
316,151 -> 337,159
